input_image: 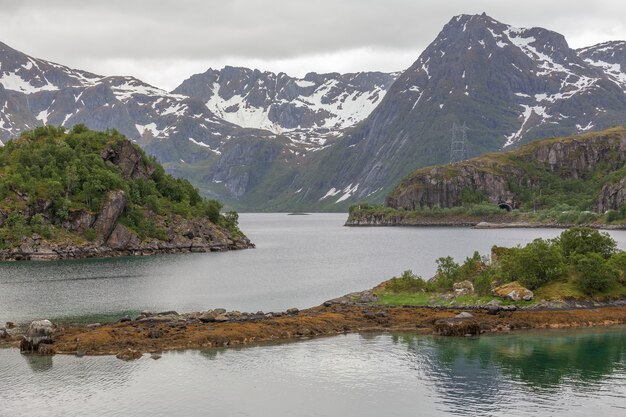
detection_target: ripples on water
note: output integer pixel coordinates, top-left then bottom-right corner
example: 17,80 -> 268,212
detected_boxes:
1,328 -> 625,417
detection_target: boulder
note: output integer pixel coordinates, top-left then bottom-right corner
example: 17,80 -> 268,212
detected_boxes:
0,326 -> 9,340
453,280 -> 474,296
434,317 -> 480,336
455,312 -> 474,319
214,314 -> 229,322
286,308 -> 300,315
484,299 -> 502,315
199,311 -> 217,323
116,348 -> 143,361
20,320 -> 55,353
492,282 -> 534,301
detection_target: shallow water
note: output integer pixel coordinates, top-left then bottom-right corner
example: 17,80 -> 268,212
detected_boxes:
1,327 -> 625,417
2,213 -> 626,322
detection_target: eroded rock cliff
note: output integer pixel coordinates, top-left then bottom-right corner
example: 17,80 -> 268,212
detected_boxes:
386,127 -> 626,213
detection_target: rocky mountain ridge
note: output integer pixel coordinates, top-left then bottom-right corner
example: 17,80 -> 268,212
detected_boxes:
173,66 -> 396,143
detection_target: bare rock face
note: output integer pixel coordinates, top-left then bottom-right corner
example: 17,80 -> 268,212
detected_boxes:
106,223 -> 140,249
387,164 -> 518,211
92,190 -> 127,242
100,140 -> 155,180
387,129 -> 626,213
597,176 -> 626,213
20,320 -> 55,354
492,282 -> 534,301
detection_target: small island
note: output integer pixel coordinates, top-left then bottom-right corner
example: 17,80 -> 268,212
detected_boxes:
0,125 -> 253,260
3,227 -> 625,358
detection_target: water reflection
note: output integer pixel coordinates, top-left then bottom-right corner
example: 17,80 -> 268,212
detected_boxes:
21,352 -> 54,372
1,328 -> 625,417
394,329 -> 626,388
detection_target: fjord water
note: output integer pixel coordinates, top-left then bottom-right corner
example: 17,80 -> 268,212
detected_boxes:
3,213 -> 626,323
2,214 -> 626,416
2,328 -> 626,416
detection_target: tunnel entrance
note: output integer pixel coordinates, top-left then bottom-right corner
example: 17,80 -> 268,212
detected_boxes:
498,202 -> 513,212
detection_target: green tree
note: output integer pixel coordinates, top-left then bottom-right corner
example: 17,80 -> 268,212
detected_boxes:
556,227 -> 617,259
500,238 -> 564,289
575,253 -> 618,295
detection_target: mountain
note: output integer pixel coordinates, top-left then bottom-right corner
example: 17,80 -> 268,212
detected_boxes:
578,41 -> 626,89
0,40 -> 396,208
173,66 -> 396,142
286,13 -> 626,211
3,14 -> 626,212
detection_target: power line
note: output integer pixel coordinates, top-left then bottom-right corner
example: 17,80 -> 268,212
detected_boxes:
450,122 -> 469,163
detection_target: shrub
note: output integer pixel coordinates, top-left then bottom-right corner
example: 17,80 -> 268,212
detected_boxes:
387,270 -> 430,293
84,228 -> 98,242
575,253 -> 618,295
556,227 -> 617,259
433,256 -> 460,291
500,238 -> 564,289
606,252 -> 626,285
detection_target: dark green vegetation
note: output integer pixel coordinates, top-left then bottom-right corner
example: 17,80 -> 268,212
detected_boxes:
375,227 -> 626,306
349,127 -> 626,226
0,125 -> 241,248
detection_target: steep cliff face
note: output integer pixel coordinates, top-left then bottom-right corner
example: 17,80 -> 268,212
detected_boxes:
386,127 -> 626,212
387,165 -> 518,210
597,177 -> 626,213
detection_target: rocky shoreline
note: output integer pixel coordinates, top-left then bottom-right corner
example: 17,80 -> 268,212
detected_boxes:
345,214 -> 626,230
3,294 -> 626,359
0,232 -> 254,261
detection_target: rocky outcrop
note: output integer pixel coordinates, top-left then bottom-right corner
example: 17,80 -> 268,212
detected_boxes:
20,320 -> 55,354
386,128 -> 626,213
0,212 -> 253,261
529,132 -> 626,178
100,140 -> 155,180
453,281 -> 474,296
92,190 -> 127,242
387,163 -> 518,210
597,176 -> 626,213
493,282 -> 534,301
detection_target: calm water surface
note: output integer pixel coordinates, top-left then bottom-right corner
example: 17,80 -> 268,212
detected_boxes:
1,328 -> 625,417
3,213 -> 626,322
1,214 -> 626,416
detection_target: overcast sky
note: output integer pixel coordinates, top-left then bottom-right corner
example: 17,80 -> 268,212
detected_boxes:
1,0 -> 625,91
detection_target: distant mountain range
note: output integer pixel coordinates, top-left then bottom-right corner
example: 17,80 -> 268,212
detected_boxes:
2,13 -> 626,211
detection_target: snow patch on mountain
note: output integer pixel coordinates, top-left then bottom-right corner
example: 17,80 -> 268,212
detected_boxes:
0,72 -> 58,94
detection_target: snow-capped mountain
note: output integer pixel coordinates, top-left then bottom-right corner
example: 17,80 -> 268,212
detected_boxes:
173,67 -> 396,140
286,13 -> 626,209
0,40 -> 396,202
3,13 -> 626,212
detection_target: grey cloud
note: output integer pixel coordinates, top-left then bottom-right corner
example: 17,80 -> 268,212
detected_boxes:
1,0 -> 625,90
